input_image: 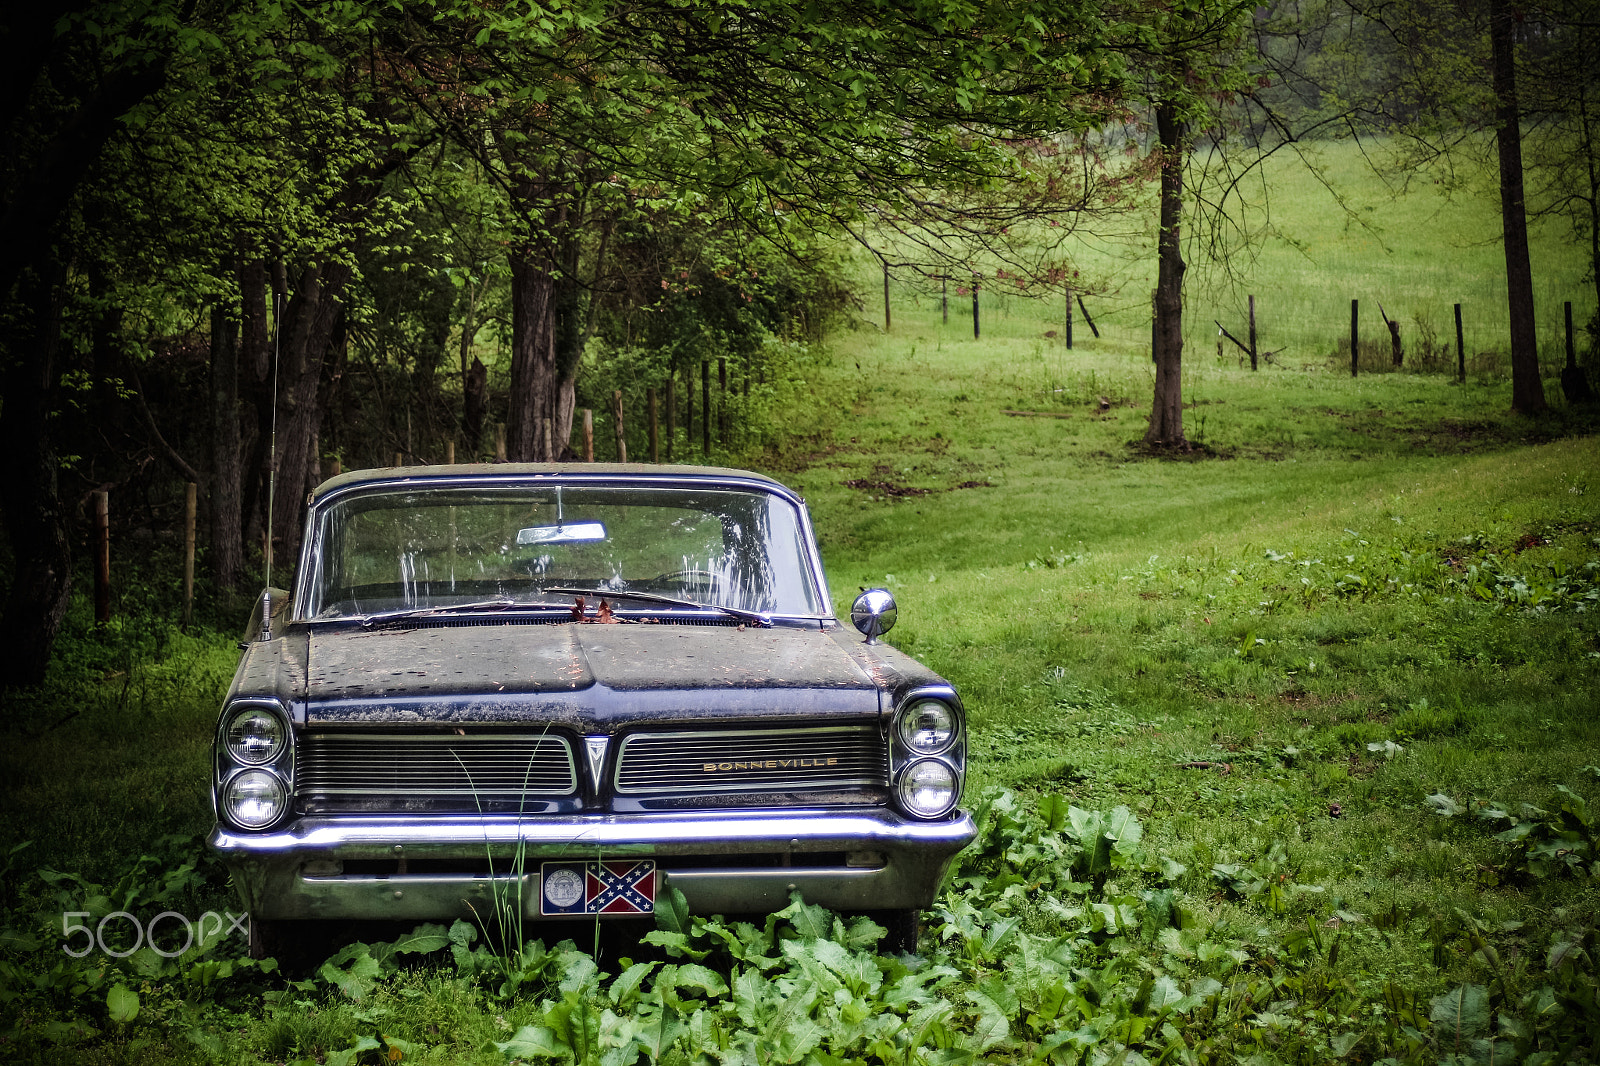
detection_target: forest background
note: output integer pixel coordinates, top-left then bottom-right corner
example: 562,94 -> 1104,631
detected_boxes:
4,0 -> 1600,683
2,0 -> 1600,1062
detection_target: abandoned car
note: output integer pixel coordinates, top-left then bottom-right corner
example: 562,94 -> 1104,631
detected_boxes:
207,463 -> 974,954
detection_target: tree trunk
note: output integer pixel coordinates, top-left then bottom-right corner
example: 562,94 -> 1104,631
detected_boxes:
555,380 -> 576,459
1490,0 -> 1547,415
1144,98 -> 1187,446
0,59 -> 169,302
506,245 -> 559,461
210,295 -> 242,590
1579,85 -> 1600,339
0,258 -> 72,688
239,259 -> 272,565
463,357 -> 488,457
269,261 -> 351,568
412,268 -> 453,408
553,223 -> 585,458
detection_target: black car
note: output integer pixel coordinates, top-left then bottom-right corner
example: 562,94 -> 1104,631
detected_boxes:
208,463 -> 974,955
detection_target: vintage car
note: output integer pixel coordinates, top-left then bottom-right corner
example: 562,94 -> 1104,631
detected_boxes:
207,463 -> 975,956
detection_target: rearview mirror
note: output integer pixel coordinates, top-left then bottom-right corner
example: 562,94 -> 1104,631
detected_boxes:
851,588 -> 897,644
517,521 -> 607,545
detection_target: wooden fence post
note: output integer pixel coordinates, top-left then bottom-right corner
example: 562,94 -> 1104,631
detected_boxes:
612,391 -> 627,462
330,457 -> 341,476
1565,300 -> 1576,369
1065,287 -> 1073,349
94,490 -> 110,626
1562,300 -> 1595,403
1248,294 -> 1258,371
972,279 -> 980,340
648,387 -> 659,463
582,409 -> 594,461
942,277 -> 948,325
445,440 -> 455,464
494,424 -> 507,462
718,358 -> 727,443
883,263 -> 891,332
1455,303 -> 1466,383
701,360 -> 711,457
683,367 -> 693,458
183,482 -> 196,629
666,376 -> 676,462
1350,299 -> 1359,377
394,450 -> 404,467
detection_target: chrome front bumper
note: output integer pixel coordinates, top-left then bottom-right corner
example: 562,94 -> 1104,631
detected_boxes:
208,808 -> 976,920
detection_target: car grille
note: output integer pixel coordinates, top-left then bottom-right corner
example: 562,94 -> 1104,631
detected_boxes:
613,725 -> 887,794
296,733 -> 577,800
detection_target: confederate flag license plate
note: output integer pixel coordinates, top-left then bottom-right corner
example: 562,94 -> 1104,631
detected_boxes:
539,860 -> 656,916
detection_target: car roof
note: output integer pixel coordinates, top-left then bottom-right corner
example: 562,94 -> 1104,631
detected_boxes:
310,463 -> 795,503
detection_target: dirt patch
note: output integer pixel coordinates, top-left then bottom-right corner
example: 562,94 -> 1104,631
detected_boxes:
840,478 -> 933,497
1125,439 -> 1234,462
842,476 -> 995,495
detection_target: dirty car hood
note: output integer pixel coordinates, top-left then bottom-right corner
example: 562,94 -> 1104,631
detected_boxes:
299,622 -> 883,728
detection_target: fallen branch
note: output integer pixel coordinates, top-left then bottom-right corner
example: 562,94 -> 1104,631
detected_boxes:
1214,321 -> 1252,358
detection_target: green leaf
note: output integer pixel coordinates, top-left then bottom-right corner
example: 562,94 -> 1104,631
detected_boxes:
319,948 -> 383,1001
1329,1031 -> 1361,1057
964,989 -> 1009,1052
1065,805 -> 1105,844
1429,984 -> 1490,1047
185,1026 -> 225,1060
326,1035 -> 383,1066
610,961 -> 658,1007
107,983 -> 140,1024
555,948 -> 600,993
497,1025 -> 567,1058
838,914 -> 887,951
391,923 -> 450,954
673,963 -> 728,998
778,891 -> 831,941
640,929 -> 710,961
1426,793 -> 1464,818
655,881 -> 692,935
1147,974 -> 1185,1011
1038,793 -> 1070,831
1105,805 -> 1143,847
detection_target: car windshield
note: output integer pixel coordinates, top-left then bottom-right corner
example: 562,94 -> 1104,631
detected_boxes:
304,483 -> 826,619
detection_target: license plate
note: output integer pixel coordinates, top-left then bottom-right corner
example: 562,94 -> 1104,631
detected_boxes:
539,860 -> 656,916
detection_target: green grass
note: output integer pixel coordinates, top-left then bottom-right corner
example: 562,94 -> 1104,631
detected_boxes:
867,136 -> 1595,375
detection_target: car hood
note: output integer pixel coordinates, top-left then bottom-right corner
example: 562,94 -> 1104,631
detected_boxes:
294,622 -> 885,729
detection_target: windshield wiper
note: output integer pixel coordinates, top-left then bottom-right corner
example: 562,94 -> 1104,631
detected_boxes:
544,587 -> 771,627
351,599 -> 567,627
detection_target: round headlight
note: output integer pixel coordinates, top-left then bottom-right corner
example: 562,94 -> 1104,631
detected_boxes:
225,706 -> 285,764
898,699 -> 958,754
223,769 -> 289,829
898,758 -> 959,819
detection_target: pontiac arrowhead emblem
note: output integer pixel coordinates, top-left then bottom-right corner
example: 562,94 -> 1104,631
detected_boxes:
584,735 -> 609,788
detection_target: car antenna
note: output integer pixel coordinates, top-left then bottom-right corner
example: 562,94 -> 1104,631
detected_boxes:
260,290 -> 282,642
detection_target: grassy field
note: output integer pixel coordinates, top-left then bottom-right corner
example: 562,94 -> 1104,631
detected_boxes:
2,141 -> 1599,1064
869,136 -> 1594,377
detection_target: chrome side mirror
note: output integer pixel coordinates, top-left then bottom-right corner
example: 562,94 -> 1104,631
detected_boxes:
851,588 -> 897,644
